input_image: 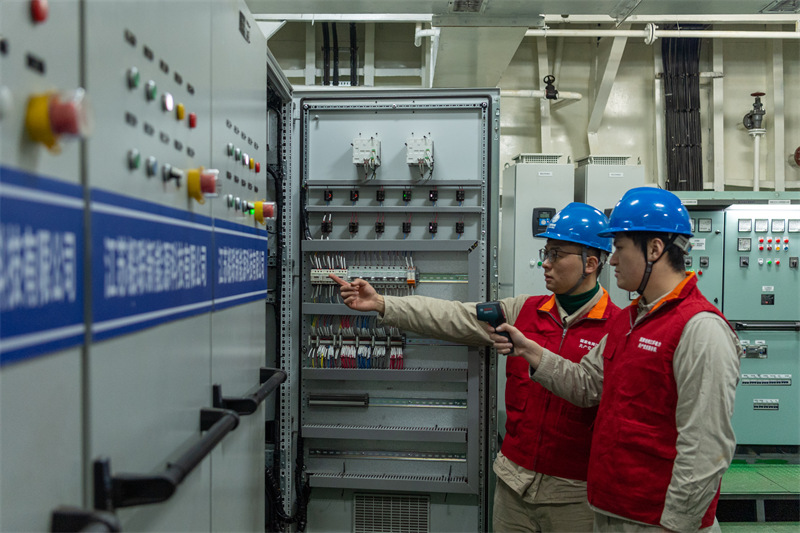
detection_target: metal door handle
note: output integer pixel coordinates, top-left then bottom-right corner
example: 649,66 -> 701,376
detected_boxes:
734,321 -> 800,331
212,367 -> 287,415
93,408 -> 239,510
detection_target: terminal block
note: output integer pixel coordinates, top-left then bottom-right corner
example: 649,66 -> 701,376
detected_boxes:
456,189 -> 466,202
455,222 -> 465,234
428,222 -> 438,234
402,189 -> 412,202
350,189 -> 359,202
375,222 -> 385,234
323,189 -> 333,202
429,189 -> 438,202
349,221 -> 359,234
376,189 -> 385,202
402,222 -> 412,235
321,219 -> 332,234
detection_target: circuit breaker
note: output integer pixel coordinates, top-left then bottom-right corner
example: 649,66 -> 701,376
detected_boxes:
295,89 -> 499,533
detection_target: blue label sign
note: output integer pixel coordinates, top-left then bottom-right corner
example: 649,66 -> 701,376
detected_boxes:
212,218 -> 268,310
90,189 -> 213,340
0,166 -> 85,366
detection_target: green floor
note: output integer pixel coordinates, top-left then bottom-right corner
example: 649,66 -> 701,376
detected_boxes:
720,463 -> 799,526
722,464 -> 800,495
720,523 -> 800,533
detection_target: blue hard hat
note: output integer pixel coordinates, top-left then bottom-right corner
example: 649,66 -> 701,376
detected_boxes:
535,202 -> 613,253
598,187 -> 693,238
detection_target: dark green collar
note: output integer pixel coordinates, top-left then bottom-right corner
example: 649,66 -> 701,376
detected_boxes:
556,282 -> 600,316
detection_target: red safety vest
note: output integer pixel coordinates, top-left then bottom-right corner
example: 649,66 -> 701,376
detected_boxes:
587,274 -> 732,528
501,288 -> 620,480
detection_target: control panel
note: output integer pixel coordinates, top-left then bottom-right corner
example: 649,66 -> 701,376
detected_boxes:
684,210 -> 724,309
723,205 -> 800,321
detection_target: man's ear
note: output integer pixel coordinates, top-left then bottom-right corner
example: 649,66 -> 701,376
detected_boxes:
648,237 -> 666,262
585,254 -> 600,275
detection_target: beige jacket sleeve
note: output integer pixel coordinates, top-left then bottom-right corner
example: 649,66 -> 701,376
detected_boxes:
380,294 -> 531,346
530,338 -> 607,408
661,312 -> 740,533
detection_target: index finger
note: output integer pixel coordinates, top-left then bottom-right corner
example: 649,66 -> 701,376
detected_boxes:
329,273 -> 349,286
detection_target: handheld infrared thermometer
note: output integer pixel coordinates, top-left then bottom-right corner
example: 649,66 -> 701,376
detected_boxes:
476,301 -> 513,354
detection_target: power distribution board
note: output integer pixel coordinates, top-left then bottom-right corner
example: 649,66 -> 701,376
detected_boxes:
295,89 -> 500,533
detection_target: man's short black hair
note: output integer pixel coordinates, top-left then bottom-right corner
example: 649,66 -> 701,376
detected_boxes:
629,232 -> 685,272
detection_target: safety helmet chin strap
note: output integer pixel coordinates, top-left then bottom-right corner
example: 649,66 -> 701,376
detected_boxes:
636,234 -> 690,294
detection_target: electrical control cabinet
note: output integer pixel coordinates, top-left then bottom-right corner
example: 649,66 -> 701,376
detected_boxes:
575,156 -> 646,308
723,205 -> 800,321
684,210 -> 724,309
295,89 -> 499,532
208,4 -> 270,531
83,2 -> 216,529
0,2 -> 85,530
678,193 -> 800,447
499,154 -> 574,299
734,329 -> 800,445
1,1 -> 275,530
723,203 -> 800,445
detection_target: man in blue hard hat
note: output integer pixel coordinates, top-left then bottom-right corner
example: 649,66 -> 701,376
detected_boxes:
491,188 -> 740,532
332,202 -> 621,532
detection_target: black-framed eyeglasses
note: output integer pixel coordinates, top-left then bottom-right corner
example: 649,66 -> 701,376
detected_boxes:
539,248 -> 583,263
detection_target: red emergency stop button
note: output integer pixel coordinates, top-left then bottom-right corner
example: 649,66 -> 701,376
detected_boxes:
25,89 -> 90,152
188,112 -> 197,128
784,238 -> 789,243
31,0 -> 48,23
187,168 -> 219,204
254,201 -> 276,225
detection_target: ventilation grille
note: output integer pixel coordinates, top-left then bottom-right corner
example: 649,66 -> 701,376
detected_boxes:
576,155 -> 630,166
354,493 -> 430,533
513,153 -> 562,164
760,0 -> 800,13
449,0 -> 487,13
